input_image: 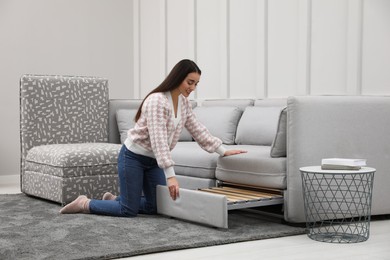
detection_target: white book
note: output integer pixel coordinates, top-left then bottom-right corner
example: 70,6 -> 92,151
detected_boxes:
321,158 -> 367,167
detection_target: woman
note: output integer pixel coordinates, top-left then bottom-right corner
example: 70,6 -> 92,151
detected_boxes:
60,59 -> 246,216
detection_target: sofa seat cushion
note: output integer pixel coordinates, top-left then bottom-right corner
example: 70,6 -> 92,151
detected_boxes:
25,143 -> 122,178
216,145 -> 286,189
171,142 -> 220,179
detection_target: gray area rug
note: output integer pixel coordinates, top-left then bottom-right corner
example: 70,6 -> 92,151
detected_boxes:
0,194 -> 305,260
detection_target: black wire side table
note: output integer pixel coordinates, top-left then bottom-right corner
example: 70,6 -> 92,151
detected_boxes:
300,166 -> 375,243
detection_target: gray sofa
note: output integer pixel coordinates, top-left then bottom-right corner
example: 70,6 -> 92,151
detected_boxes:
20,75 -> 390,224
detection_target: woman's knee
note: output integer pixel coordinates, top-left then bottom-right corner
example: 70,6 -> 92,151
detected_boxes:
120,207 -> 138,217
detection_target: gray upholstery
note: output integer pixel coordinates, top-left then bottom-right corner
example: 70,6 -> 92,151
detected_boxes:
108,99 -> 143,144
193,106 -> 243,145
24,143 -> 121,203
116,109 -> 138,143
254,98 -> 287,107
22,172 -> 118,204
235,106 -> 282,145
201,99 -> 254,110
216,145 -> 287,189
171,142 -> 220,179
157,185 -> 228,228
270,107 -> 287,157
175,175 -> 216,190
286,96 -> 390,222
21,77 -> 390,225
25,143 -> 121,178
20,74 -> 111,204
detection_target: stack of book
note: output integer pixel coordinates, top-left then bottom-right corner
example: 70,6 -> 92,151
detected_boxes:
321,158 -> 367,170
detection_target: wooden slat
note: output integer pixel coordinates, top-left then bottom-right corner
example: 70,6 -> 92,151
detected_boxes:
198,183 -> 284,207
221,181 -> 283,195
199,187 -> 277,204
209,187 -> 269,199
200,189 -> 255,201
217,187 -> 283,198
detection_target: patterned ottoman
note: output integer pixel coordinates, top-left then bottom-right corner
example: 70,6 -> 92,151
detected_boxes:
24,143 -> 121,204
20,74 -> 120,205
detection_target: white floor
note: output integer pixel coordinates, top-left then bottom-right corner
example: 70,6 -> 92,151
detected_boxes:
1,175 -> 389,260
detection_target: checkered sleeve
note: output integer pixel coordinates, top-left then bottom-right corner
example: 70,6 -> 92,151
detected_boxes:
184,101 -> 223,153
144,94 -> 175,177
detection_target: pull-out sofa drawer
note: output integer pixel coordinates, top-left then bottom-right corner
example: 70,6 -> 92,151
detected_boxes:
157,183 -> 283,228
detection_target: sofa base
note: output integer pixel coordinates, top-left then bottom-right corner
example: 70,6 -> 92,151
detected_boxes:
157,183 -> 283,228
22,171 -> 119,205
175,175 -> 216,190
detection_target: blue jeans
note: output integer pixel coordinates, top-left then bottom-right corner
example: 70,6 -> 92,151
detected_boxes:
89,145 -> 166,217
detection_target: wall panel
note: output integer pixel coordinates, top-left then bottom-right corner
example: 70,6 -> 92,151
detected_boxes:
166,0 -> 195,72
267,0 -> 300,97
139,0 -> 166,97
195,0 -> 228,99
229,0 -> 266,99
310,0 -> 348,95
133,0 -> 389,100
362,0 -> 390,95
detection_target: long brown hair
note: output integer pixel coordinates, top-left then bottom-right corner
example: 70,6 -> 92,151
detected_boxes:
134,59 -> 201,122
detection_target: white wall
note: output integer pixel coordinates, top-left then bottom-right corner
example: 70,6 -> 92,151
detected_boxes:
0,0 -> 133,176
132,0 -> 390,99
1,0 -> 390,176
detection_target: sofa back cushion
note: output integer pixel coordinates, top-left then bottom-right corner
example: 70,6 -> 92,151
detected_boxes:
193,106 -> 242,144
109,99 -> 143,144
254,98 -> 287,107
202,99 -> 254,111
116,109 -> 138,144
270,107 -> 287,157
235,106 -> 282,145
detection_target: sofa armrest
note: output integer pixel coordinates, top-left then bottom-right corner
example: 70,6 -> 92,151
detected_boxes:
285,95 -> 390,223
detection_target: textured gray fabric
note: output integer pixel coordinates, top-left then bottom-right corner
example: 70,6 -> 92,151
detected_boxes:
109,99 -> 143,144
193,106 -> 243,144
270,107 -> 287,157
25,143 -> 121,177
175,175 -> 216,190
157,186 -> 228,228
22,172 -> 119,204
172,142 -> 220,179
19,74 -> 110,204
216,145 -> 287,189
286,96 -> 390,222
0,194 -> 305,260
20,75 -> 109,175
116,109 -> 138,143
201,99 -> 254,110
235,107 -> 282,145
254,98 -> 287,107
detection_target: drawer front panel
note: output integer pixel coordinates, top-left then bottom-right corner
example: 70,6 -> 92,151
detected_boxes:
157,185 -> 228,228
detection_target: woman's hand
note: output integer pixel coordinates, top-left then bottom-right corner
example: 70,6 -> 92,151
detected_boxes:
167,176 -> 180,200
224,150 -> 248,156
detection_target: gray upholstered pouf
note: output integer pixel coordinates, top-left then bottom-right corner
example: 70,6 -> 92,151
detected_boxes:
24,143 -> 121,203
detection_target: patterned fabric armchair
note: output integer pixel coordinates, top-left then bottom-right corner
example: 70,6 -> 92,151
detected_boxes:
20,75 -> 121,204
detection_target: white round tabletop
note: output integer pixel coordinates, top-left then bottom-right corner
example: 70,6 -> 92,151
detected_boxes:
299,166 -> 376,174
